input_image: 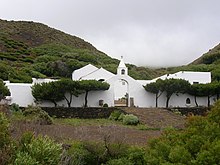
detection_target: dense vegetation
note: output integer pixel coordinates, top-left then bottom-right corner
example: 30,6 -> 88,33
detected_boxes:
1,100 -> 220,164
0,19 -> 158,83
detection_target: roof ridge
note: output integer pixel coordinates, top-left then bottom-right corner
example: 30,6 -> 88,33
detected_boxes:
79,68 -> 100,80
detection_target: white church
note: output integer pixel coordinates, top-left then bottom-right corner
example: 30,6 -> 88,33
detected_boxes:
3,57 -> 214,108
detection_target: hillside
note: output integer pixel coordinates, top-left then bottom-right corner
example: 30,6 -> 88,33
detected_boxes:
0,19 -> 158,82
156,43 -> 220,81
191,43 -> 220,65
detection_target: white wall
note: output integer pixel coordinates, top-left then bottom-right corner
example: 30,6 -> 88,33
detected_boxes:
4,74 -> 215,108
6,83 -> 36,107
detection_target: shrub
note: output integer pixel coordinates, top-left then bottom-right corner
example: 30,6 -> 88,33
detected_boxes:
0,112 -> 13,165
0,112 -> 10,148
168,146 -> 192,164
122,114 -> 139,125
14,151 -> 38,165
127,147 -> 146,164
118,113 -> 125,121
26,135 -> 62,165
103,103 -> 108,107
106,157 -> 133,165
23,106 -> 53,125
10,103 -> 21,112
109,110 -> 122,121
66,142 -> 96,165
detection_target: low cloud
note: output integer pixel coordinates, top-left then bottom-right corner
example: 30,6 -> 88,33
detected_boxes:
0,0 -> 220,67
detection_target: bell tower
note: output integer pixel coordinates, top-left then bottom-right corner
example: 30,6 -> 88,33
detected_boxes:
117,56 -> 128,75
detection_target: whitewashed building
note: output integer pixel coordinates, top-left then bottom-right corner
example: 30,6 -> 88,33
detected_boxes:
3,57 -> 214,107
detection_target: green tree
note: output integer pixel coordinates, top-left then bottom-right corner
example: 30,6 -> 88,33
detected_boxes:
144,79 -> 163,107
32,81 -> 64,107
188,84 -> 205,107
160,79 -> 190,108
204,83 -> 216,107
57,79 -> 82,107
0,80 -> 10,101
188,83 -> 217,107
79,80 -> 110,107
212,81 -> 220,100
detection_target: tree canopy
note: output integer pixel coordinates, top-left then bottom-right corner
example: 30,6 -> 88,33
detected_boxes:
145,78 -> 191,108
32,81 -> 64,107
56,79 -> 82,107
144,79 -> 163,107
79,80 -> 110,107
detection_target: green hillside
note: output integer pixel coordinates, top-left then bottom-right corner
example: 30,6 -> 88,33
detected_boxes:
155,43 -> 220,81
0,19 -> 157,83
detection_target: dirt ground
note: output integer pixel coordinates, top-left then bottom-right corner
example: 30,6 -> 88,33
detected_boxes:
122,107 -> 186,129
10,108 -> 186,146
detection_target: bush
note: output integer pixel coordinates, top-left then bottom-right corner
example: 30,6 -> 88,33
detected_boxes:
66,142 -> 96,165
14,151 -> 38,165
0,112 -> 13,165
122,114 -> 139,125
13,133 -> 62,165
118,113 -> 125,121
26,135 -> 62,165
106,157 -> 133,165
168,146 -> 192,164
109,110 -> 122,121
103,103 -> 108,107
0,112 -> 10,148
10,103 -> 21,112
23,106 -> 53,125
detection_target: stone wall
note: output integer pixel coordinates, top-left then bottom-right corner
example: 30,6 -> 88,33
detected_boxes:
168,107 -> 211,116
42,107 -> 124,119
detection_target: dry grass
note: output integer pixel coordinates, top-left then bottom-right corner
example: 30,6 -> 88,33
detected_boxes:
9,107 -> 186,146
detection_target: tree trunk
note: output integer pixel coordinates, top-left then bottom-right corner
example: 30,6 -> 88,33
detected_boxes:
84,91 -> 88,108
166,97 -> 170,108
64,97 -> 71,107
156,94 -> 158,108
194,95 -> 198,107
208,96 -> 210,107
217,93 -> 219,100
64,93 -> 73,107
52,101 -> 57,107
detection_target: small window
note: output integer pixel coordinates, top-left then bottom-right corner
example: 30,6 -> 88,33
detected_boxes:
122,81 -> 125,85
193,82 -> 199,84
98,79 -> 105,82
186,98 -> 191,104
121,69 -> 125,75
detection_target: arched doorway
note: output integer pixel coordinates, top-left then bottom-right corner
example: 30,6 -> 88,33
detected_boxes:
114,79 -> 129,107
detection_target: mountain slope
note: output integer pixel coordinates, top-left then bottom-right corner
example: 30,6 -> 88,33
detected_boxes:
0,19 -> 157,82
190,43 -> 220,65
158,43 -> 220,81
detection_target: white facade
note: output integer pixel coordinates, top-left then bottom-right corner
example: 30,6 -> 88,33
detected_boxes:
153,71 -> 211,85
3,57 -> 213,108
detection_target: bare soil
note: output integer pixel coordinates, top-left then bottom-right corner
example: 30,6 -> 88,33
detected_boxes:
122,107 -> 186,129
10,108 -> 186,146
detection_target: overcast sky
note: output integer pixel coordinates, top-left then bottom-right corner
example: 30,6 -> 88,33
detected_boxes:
0,0 -> 220,67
